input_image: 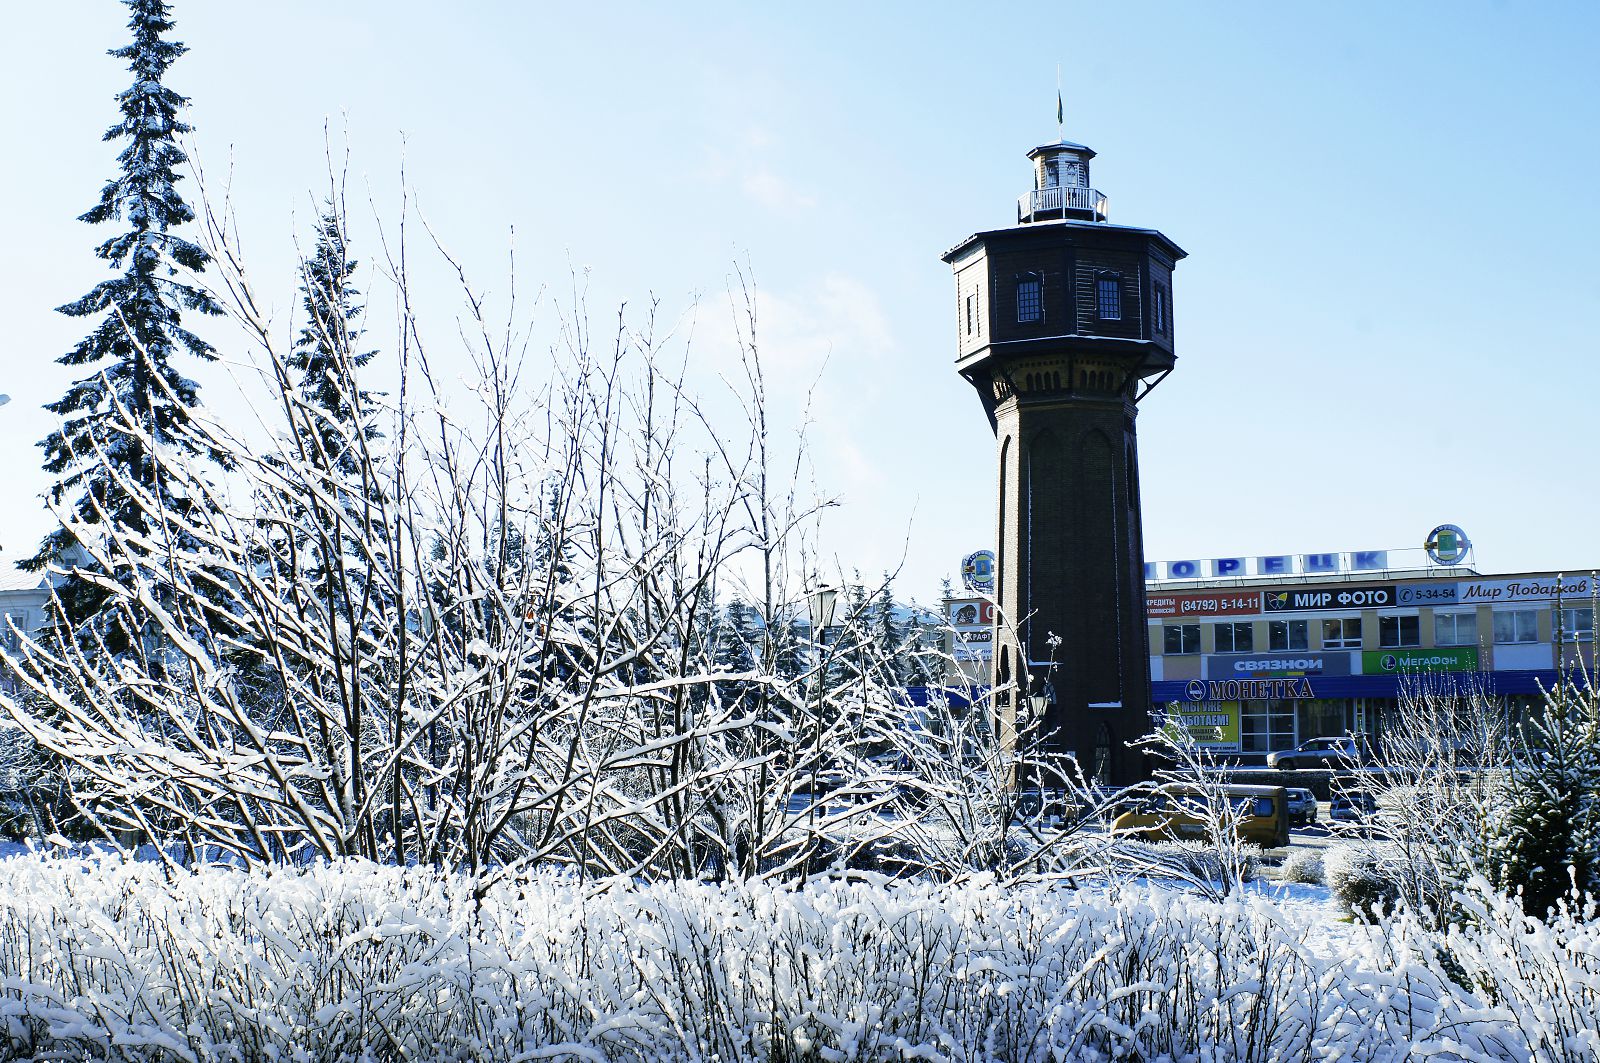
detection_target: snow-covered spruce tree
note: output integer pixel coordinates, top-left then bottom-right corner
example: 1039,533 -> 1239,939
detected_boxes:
286,205 -> 380,476
24,0 -> 222,637
1493,672 -> 1600,916
264,206 -> 388,638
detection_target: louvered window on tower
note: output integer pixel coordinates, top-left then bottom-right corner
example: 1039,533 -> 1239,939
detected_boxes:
1096,274 -> 1121,321
1016,274 -> 1042,323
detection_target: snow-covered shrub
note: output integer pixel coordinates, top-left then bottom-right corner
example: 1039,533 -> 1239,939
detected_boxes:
1324,845 -> 1414,915
0,853 -> 1596,1060
0,197 -> 1013,884
1108,837 -> 1263,887
1281,847 -> 1324,886
1343,680 -> 1515,924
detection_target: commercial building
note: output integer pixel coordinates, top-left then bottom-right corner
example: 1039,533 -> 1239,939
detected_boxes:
942,551 -> 1596,764
1150,560 -> 1593,759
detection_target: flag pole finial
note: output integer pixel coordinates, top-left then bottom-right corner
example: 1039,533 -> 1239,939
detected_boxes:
1055,64 -> 1063,140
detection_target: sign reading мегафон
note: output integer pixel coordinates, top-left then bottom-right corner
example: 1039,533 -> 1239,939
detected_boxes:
1362,647 -> 1480,674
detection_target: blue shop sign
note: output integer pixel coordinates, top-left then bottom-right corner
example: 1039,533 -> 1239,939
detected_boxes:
1206,652 -> 1352,679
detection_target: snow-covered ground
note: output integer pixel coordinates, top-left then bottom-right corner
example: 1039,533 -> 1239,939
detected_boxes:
0,851 -> 1592,1060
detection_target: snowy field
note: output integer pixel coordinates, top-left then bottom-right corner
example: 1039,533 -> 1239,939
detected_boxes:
0,854 -> 1593,1061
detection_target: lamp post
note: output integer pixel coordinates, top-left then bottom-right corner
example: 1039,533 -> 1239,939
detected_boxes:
804,580 -> 839,867
1021,689 -> 1051,795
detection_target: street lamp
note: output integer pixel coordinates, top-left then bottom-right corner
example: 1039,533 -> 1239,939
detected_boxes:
805,583 -> 839,641
1020,684 -> 1052,792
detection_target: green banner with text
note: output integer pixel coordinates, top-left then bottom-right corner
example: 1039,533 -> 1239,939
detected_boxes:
1362,647 -> 1479,674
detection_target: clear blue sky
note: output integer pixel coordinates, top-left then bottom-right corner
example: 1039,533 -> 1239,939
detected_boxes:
3,1 -> 1597,602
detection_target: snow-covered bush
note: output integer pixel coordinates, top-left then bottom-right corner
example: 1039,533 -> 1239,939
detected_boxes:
1342,680 -> 1514,924
0,853 -> 1594,1060
1281,847 -> 1324,886
1101,837 -> 1263,888
1323,841 -> 1447,920
2,189 -> 1095,885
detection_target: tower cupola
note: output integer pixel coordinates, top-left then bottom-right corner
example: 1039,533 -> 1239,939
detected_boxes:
1019,139 -> 1107,224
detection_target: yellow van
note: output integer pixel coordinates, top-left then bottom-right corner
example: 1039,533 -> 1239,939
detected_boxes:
1110,784 -> 1290,848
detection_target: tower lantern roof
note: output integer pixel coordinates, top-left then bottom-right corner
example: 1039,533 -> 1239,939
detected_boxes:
1020,136 -> 1106,224
1026,138 -> 1096,160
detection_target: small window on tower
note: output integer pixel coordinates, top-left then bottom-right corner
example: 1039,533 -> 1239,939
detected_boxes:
965,293 -> 976,336
1016,274 -> 1042,324
1096,273 -> 1122,321
1153,286 -> 1166,334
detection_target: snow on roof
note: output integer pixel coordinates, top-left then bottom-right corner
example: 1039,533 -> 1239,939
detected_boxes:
0,569 -> 48,593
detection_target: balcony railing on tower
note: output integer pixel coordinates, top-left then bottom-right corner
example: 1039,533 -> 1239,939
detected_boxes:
1018,185 -> 1108,223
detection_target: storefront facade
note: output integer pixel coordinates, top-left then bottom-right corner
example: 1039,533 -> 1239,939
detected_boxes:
1148,570 -> 1594,759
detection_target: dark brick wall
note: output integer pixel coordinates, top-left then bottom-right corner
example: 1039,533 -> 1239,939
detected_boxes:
949,221 -> 1182,785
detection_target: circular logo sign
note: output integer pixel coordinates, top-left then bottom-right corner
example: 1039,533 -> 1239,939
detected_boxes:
1424,524 -> 1470,565
961,549 -> 997,592
1184,679 -> 1207,702
1381,654 -> 1398,672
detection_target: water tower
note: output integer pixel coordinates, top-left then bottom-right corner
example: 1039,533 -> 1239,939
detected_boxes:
943,133 -> 1185,783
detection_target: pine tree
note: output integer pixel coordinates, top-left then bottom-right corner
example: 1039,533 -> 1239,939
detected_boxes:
712,598 -> 761,713
279,209 -> 384,613
287,207 -> 378,475
1492,677 -> 1600,916
25,0 -> 222,632
869,576 -> 906,684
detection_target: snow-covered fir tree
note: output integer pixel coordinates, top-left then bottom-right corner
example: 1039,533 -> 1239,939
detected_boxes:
1493,675 -> 1600,915
273,208 -> 385,616
24,0 -> 222,632
287,207 -> 379,475
711,597 -> 762,712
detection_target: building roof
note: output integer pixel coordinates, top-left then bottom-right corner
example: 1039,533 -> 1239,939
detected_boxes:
1027,138 -> 1095,159
942,217 -> 1188,264
0,569 -> 47,594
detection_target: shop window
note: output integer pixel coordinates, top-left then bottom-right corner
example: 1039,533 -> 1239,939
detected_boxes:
1016,274 -> 1042,324
1379,614 -> 1421,648
1163,624 -> 1200,655
1322,617 -> 1362,649
1269,619 -> 1308,651
1558,606 -> 1594,642
1096,274 -> 1121,321
1240,699 -> 1297,754
1215,621 -> 1254,653
1493,609 -> 1539,645
1434,611 -> 1477,647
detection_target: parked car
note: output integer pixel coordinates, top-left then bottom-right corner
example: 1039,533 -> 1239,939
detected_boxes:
1013,787 -> 1076,827
1267,736 -> 1365,771
1284,787 -> 1318,828
1110,785 -> 1290,848
1329,791 -> 1377,828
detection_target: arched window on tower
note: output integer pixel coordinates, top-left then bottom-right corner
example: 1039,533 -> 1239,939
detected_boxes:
1094,722 -> 1113,784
